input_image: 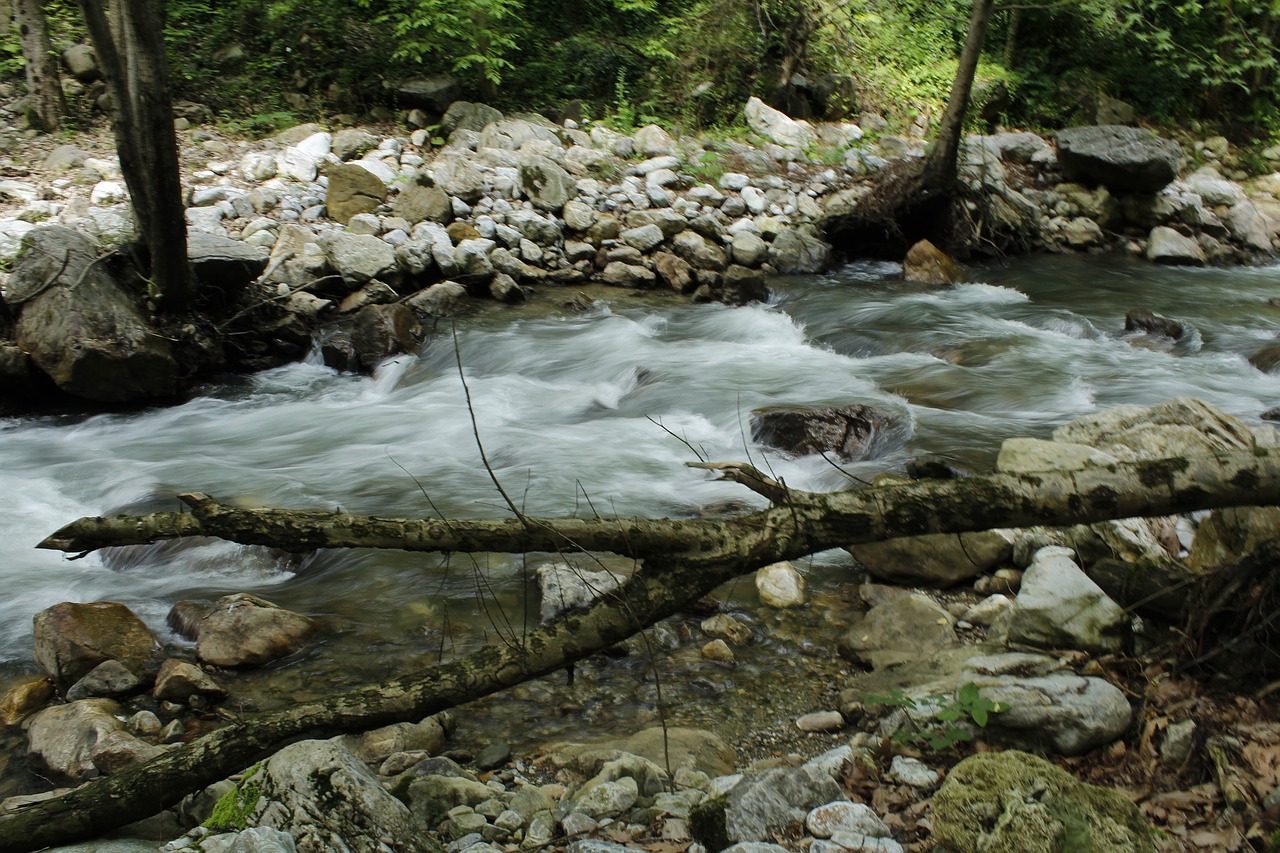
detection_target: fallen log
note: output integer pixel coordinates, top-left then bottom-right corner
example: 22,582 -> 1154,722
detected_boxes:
4,447 -> 1280,851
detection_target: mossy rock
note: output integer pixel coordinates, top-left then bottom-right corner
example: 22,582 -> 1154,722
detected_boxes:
931,750 -> 1155,853
689,793 -> 729,853
203,762 -> 266,832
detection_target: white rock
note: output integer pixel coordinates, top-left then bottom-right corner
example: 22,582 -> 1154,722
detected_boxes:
756,561 -> 805,607
1006,546 -> 1125,652
805,801 -> 891,840
90,181 -> 127,205
888,756 -> 939,788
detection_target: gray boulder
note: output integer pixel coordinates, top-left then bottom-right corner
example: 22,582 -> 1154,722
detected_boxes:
428,153 -> 487,202
351,304 -> 424,371
750,404 -> 894,462
1056,125 -> 1181,193
188,231 -> 269,291
331,129 -> 379,162
9,227 -> 178,402
536,561 -> 624,621
391,74 -> 459,111
324,163 -> 386,226
27,698 -> 163,783
932,751 -> 1154,852
744,97 -> 817,150
249,739 -> 427,852
393,183 -> 452,225
62,44 -> 99,82
406,281 -> 469,318
1004,546 -> 1125,653
768,228 -> 832,273
839,592 -> 957,669
442,101 -> 503,136
319,231 -> 396,285
720,265 -> 768,305
195,594 -> 317,668
153,658 -> 227,703
721,765 -> 846,842
517,155 -> 576,212
848,528 -> 1015,587
1146,226 -> 1206,265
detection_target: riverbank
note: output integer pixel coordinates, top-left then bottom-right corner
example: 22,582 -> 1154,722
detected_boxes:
1,97 -> 1279,412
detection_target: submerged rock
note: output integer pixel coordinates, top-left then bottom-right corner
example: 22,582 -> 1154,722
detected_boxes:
750,404 -> 894,462
195,594 -> 317,668
33,600 -> 162,693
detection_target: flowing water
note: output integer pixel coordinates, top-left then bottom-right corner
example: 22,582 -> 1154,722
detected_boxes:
2,254 -> 1279,772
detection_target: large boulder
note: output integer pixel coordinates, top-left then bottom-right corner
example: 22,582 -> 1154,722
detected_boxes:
768,228 -> 832,274
319,231 -> 396,285
932,751 -> 1154,852
324,163 -> 386,225
839,592 -> 958,668
750,404 -> 894,462
517,154 -> 577,212
849,529 -> 1015,587
351,303 -> 424,371
902,239 -> 964,285
441,101 -> 503,136
195,594 -> 317,668
8,226 -> 179,402
1056,125 -> 1181,193
1146,226 -> 1206,265
233,739 -> 427,851
744,97 -> 818,150
720,765 -> 846,843
390,74 -> 459,111
33,601 -> 163,693
545,726 -> 735,778
1004,546 -> 1126,653
188,231 -> 269,295
393,182 -> 452,225
27,698 -> 163,783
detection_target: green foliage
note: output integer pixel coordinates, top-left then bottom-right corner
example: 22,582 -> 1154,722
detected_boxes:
361,0 -> 523,89
218,111 -> 299,138
685,150 -> 726,184
866,682 -> 1005,752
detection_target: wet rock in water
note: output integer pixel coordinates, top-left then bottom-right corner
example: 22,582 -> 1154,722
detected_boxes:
474,742 -> 510,771
0,675 -> 55,725
720,265 -> 769,305
167,600 -> 211,641
351,303 -> 424,370
546,726 -> 736,779
536,562 -> 624,621
756,561 -> 806,608
1146,226 -> 1206,265
848,527 -> 1014,586
406,280 -> 469,319
195,594 -> 317,668
153,658 -> 228,703
901,239 -> 964,285
839,593 -> 957,669
702,639 -> 736,665
701,613 -> 752,645
27,697 -> 163,783
9,226 -> 179,402
65,659 -> 142,700
750,403 -> 894,462
932,751 -> 1155,852
1005,546 -> 1125,653
767,228 -> 833,274
960,653 -> 1132,755
1056,125 -> 1180,193
1124,308 -> 1183,339
1249,342 -> 1280,373
33,600 -> 163,693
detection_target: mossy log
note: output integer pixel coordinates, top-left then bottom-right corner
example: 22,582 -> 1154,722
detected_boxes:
3,449 -> 1279,851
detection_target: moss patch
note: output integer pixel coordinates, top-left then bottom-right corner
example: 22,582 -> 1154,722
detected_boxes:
689,793 -> 729,853
203,762 -> 266,832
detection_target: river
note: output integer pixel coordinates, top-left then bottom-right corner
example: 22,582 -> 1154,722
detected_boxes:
1,254 -> 1278,772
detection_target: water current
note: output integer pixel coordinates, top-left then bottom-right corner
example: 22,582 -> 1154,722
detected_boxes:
2,253 -> 1278,763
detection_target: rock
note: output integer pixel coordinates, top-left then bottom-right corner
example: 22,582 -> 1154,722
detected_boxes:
454,238 -> 497,281
745,97 -> 817,150
33,601 -> 162,693
702,639 -> 736,665
351,304 -> 424,370
188,231 -> 269,293
572,776 -> 638,819
621,224 -> 665,252
406,281 -> 469,318
633,124 -> 676,157
548,726 -> 735,778
0,675 -> 54,725
602,261 -> 657,288
392,74 -> 459,111
195,594 -> 317,668
430,152 -> 488,201
62,44 -> 100,82
323,162 -> 386,226
1005,546 -> 1125,653
1226,200 -> 1274,253
730,232 -> 769,268
562,199 -> 597,232
768,228 -> 832,274
490,272 -> 525,303
721,265 -> 769,305
849,528 -> 1014,586
9,227 -> 178,402
750,404 -> 894,462
442,101 -> 503,136
44,145 -> 91,171
839,593 -> 957,669
1124,308 -> 1183,339
721,765 -> 846,842
1185,165 -> 1244,206
961,654 -> 1132,755
518,155 -> 576,212
795,711 -> 844,732
902,239 -> 964,285
1146,225 -> 1206,265
1160,720 -> 1196,766
153,658 -> 227,703
1060,216 -> 1105,248
338,715 -> 449,764
244,740 -> 426,851
995,438 -> 1119,474
654,252 -> 695,292
805,801 -> 892,839
395,182 -> 453,225
65,659 -> 142,700
932,751 -> 1154,852
756,562 -> 805,607
701,613 -> 752,645
888,756 -> 939,788
536,562 -> 624,621
241,151 -> 279,182
1186,506 -> 1280,571
1056,125 -> 1181,193
320,230 -> 397,285
27,698 -> 162,783
961,594 -> 1011,627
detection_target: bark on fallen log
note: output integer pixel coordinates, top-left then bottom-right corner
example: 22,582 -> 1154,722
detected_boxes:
4,447 -> 1279,851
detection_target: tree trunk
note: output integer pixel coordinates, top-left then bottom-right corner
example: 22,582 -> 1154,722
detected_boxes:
74,0 -> 192,311
920,0 -> 996,192
13,0 -> 63,132
5,447 -> 1280,851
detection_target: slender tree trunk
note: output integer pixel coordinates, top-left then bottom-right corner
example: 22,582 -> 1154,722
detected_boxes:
921,0 -> 996,192
13,0 -> 63,132
6,447 -> 1280,851
74,0 -> 192,311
